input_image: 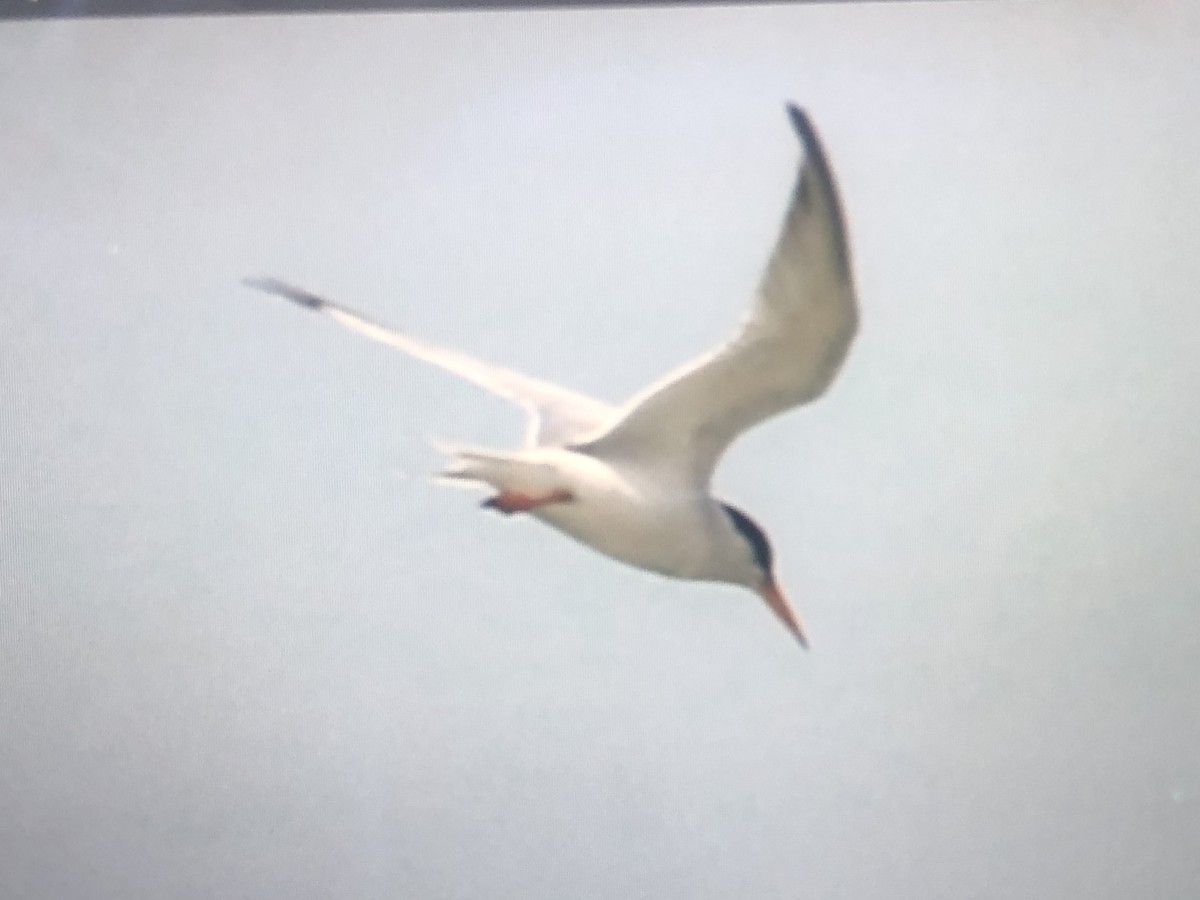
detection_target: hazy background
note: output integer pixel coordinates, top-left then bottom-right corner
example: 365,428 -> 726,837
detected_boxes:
2,1 -> 1199,897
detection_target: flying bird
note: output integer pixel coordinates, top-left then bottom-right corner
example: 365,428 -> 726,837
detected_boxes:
245,104 -> 858,648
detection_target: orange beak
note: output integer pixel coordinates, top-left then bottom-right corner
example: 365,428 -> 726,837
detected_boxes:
759,578 -> 808,649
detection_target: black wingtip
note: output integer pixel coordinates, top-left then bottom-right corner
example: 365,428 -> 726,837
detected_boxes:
782,102 -> 851,282
242,276 -> 325,310
786,103 -> 816,147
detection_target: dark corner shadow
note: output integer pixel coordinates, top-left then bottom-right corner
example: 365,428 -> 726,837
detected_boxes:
0,0 -> 917,24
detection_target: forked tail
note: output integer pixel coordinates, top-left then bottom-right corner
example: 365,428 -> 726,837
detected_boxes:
430,440 -> 509,488
431,440 -> 572,509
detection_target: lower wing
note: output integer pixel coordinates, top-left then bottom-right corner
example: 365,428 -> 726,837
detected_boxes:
243,277 -> 616,447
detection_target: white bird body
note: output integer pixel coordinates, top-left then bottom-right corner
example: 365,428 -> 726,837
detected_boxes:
246,104 -> 858,647
443,444 -> 741,582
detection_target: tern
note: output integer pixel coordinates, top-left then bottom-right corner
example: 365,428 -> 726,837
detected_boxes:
245,104 -> 857,647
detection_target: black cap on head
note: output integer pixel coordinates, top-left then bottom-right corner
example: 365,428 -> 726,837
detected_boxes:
720,503 -> 774,575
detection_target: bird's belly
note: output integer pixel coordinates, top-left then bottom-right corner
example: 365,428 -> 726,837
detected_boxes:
532,492 -> 709,580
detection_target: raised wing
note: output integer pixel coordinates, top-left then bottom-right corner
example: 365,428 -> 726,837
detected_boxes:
579,105 -> 858,486
244,278 -> 616,447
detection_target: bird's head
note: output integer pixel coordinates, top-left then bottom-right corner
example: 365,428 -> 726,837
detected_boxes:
719,503 -> 808,649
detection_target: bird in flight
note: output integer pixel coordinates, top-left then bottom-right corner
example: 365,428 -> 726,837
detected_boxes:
245,104 -> 858,648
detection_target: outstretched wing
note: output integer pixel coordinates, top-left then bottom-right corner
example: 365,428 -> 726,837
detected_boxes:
244,278 -> 616,447
579,105 -> 858,487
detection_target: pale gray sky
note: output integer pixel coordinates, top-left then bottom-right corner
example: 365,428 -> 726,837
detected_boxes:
2,2 -> 1199,898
